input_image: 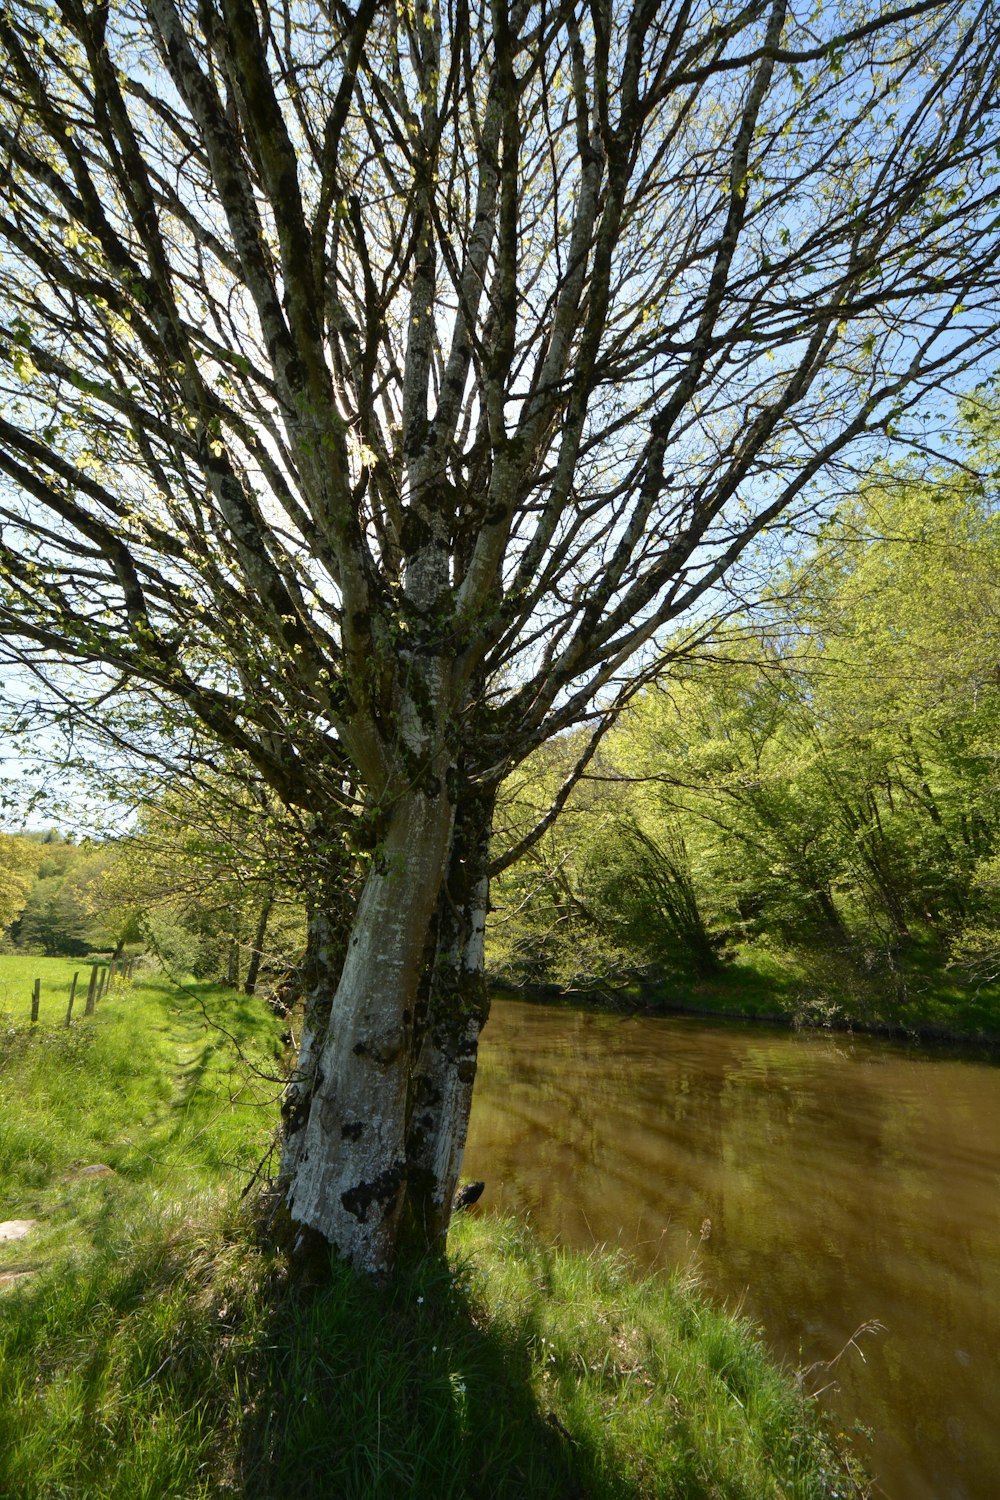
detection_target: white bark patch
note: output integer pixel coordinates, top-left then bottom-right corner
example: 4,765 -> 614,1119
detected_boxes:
286,788 -> 452,1272
464,897 -> 487,973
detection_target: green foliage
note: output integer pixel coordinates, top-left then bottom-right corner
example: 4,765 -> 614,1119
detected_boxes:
3,776 -> 308,990
119,780 -> 309,989
7,840 -> 144,957
490,424 -> 1000,1032
0,832 -> 42,932
579,819 -> 722,979
139,909 -> 204,975
489,742 -> 640,993
14,871 -> 91,955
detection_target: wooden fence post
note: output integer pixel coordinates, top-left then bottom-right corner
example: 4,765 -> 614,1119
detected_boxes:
65,972 -> 79,1027
84,964 -> 99,1015
97,964 -> 109,1001
30,978 -> 40,1024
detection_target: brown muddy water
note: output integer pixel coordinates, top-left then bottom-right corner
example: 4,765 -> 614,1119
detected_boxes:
463,999 -> 1000,1500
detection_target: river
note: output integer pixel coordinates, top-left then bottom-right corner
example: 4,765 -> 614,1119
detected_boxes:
463,999 -> 1000,1500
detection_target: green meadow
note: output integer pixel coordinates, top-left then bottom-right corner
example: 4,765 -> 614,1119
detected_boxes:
0,955 -> 103,1029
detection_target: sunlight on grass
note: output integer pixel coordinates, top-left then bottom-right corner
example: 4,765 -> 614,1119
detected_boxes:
0,962 -> 283,1260
0,954 -> 96,1028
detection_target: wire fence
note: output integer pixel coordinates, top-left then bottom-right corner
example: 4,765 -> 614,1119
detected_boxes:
27,956 -> 141,1027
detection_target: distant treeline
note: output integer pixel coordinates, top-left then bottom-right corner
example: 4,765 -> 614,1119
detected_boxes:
0,807 -> 302,995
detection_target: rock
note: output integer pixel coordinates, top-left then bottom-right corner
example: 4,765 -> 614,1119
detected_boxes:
62,1163 -> 115,1181
453,1180 -> 485,1211
0,1269 -> 35,1287
0,1220 -> 36,1242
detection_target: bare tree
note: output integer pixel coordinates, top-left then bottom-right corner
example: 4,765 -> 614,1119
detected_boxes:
1,0 -> 999,1272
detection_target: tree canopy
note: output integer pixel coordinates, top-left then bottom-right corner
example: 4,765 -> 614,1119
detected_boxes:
2,0 -> 999,793
0,829 -> 41,929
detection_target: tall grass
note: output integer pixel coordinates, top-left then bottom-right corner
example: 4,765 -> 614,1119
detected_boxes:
0,960 -> 868,1499
0,964 -> 282,1235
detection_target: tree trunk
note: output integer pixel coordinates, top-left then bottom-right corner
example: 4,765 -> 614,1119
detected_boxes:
811,883 -> 850,946
244,891 -> 273,996
280,824 -> 359,1177
401,784 -> 495,1253
282,785 -> 455,1274
226,932 -> 240,987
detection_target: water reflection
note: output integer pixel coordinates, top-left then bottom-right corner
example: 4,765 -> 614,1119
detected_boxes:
463,1001 -> 1000,1500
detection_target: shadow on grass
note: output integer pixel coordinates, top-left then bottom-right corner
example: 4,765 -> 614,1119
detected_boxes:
236,1245 -> 622,1500
0,1215 -> 639,1500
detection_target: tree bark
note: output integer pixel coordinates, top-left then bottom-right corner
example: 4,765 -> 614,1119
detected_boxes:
277,777 -> 498,1275
401,783 -> 495,1253
810,883 -> 850,946
243,890 -> 273,996
226,931 -> 240,987
282,785 -> 454,1274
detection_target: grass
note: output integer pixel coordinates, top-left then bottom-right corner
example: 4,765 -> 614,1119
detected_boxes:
0,956 -> 869,1499
0,954 -> 108,1028
0,960 -> 284,1297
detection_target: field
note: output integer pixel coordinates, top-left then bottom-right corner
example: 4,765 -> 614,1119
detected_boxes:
0,958 -> 282,1275
0,955 -> 868,1499
0,954 -> 111,1028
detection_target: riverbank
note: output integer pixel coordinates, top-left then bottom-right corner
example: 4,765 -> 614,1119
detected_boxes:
466,993 -> 1000,1499
494,939 -> 1000,1049
0,962 -> 868,1498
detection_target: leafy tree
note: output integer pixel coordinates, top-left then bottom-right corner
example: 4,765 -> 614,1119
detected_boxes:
52,845 -> 142,952
488,737 -> 640,992
0,829 -> 42,931
582,817 -> 721,977
489,740 -> 719,988
800,447 -> 1000,943
573,433 -> 1000,979
7,838 -> 138,952
14,867 -> 92,952
1,0 -> 1000,1271
124,778 -> 309,985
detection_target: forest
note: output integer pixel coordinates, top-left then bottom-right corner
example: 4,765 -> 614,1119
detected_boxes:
489,429 -> 1000,1036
